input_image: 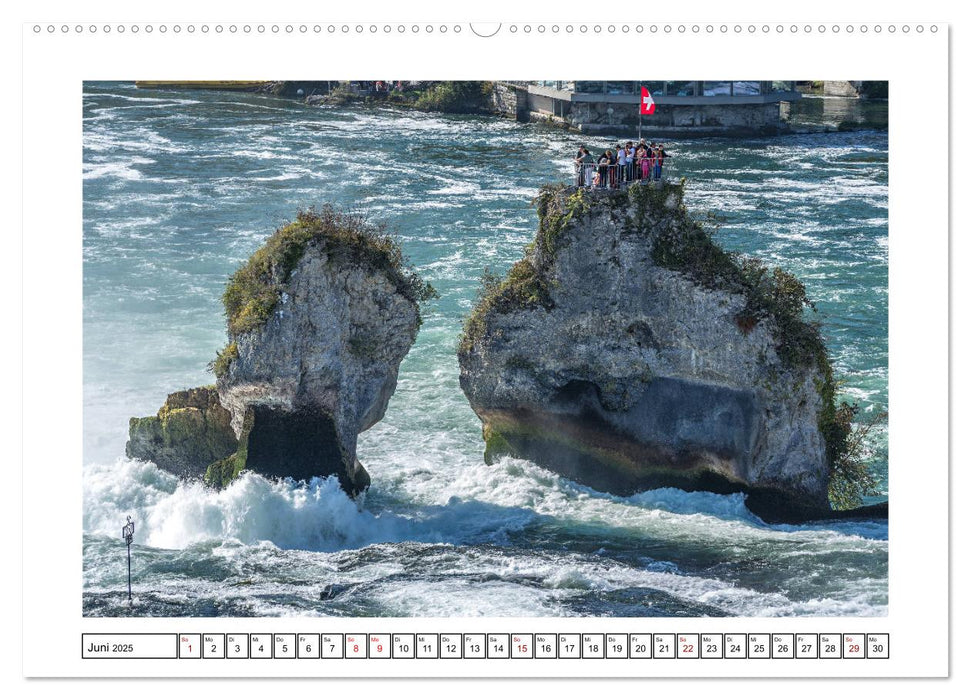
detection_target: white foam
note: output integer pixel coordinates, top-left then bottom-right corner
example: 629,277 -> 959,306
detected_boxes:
83,157 -> 153,181
83,459 -> 412,551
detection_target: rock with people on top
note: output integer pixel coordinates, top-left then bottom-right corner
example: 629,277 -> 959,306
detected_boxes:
457,175 -> 884,524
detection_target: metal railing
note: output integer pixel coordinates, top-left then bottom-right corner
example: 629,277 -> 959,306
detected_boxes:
571,158 -> 674,189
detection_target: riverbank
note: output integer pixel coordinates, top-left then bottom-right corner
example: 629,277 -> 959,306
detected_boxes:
134,80 -> 888,137
304,84 -> 887,136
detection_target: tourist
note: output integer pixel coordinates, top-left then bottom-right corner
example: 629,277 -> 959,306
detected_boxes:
580,147 -> 595,188
636,143 -> 649,180
655,143 -> 670,181
574,145 -> 586,187
615,145 -> 627,185
648,142 -> 657,181
608,148 -> 619,188
625,142 -> 635,182
598,151 -> 611,189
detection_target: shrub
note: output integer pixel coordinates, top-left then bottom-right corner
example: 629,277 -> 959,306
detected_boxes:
209,341 -> 238,379
223,205 -> 436,337
414,81 -> 494,113
825,402 -> 885,510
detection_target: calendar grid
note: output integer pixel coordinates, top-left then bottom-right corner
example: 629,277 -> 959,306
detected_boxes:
81,632 -> 890,661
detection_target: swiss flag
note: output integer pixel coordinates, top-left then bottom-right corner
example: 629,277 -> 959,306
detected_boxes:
640,86 -> 656,115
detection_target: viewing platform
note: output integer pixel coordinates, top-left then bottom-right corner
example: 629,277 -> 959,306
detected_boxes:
495,81 -> 801,135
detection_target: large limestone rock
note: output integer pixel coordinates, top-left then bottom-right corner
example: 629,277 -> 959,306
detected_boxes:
126,386 -> 237,478
208,207 -> 429,494
458,182 -> 843,522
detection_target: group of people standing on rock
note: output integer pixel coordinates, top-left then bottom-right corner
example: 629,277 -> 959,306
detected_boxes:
574,139 -> 671,189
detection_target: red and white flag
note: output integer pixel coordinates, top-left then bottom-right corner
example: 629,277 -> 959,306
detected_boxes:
640,86 -> 656,115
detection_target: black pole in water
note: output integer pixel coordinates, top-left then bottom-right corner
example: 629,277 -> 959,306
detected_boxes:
122,516 -> 135,603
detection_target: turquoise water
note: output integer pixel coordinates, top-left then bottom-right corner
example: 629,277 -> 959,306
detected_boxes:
82,82 -> 888,617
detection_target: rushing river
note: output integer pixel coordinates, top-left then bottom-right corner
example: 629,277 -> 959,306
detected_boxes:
82,82 -> 888,617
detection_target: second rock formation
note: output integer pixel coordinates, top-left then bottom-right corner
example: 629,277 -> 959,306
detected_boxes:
458,181 -> 851,522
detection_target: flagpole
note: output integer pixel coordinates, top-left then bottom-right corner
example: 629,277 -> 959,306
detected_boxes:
638,85 -> 645,141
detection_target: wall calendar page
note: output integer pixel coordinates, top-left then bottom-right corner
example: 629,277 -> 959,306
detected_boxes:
16,0 -> 957,694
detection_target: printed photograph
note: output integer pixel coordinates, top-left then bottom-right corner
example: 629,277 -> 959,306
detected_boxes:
82,79 -> 889,617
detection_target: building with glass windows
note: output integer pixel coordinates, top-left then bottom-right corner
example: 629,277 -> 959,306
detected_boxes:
493,81 -> 802,134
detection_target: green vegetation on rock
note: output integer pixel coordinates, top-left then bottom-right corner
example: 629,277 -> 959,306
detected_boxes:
820,383 -> 883,510
209,341 -> 238,379
534,184 -> 593,254
203,452 -> 245,488
211,205 -> 436,375
626,177 -> 686,219
459,260 -> 553,354
459,184 -> 593,354
635,180 -> 878,509
482,422 -> 516,464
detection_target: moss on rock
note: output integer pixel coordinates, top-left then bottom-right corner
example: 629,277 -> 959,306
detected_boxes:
534,184 -> 593,255
126,386 -> 238,477
483,423 -> 515,464
203,405 -> 253,488
203,452 -> 246,488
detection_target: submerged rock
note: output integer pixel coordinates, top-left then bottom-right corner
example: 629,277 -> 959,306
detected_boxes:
126,386 -> 237,478
458,181 -> 853,523
207,206 -> 433,494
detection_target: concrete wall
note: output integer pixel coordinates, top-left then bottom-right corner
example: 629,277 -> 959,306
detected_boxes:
491,83 -> 524,120
492,83 -> 790,135
823,80 -> 862,97
565,100 -> 788,135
